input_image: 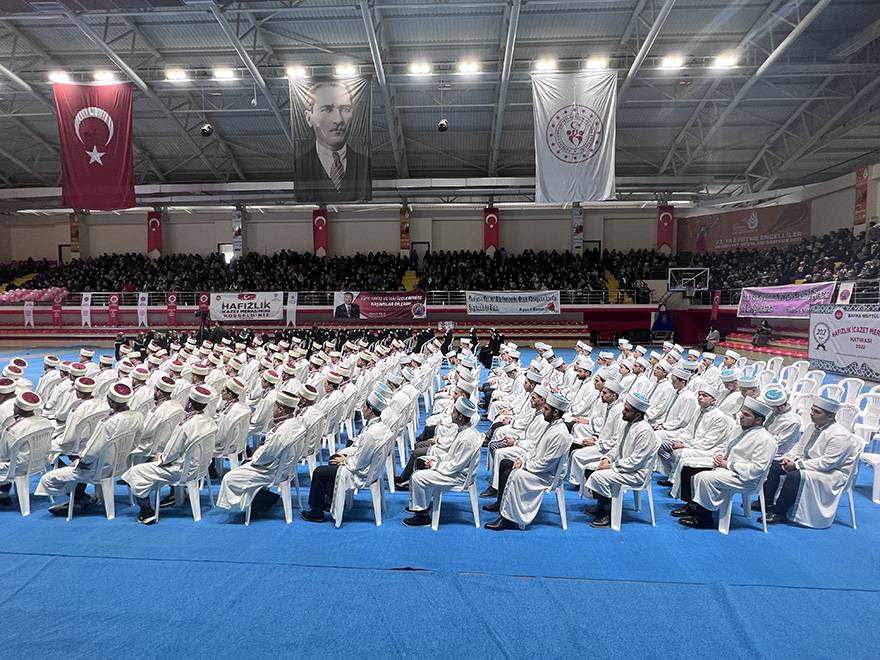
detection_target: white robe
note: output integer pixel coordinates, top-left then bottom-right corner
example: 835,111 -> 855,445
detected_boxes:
664,405 -> 733,483
644,380 -> 674,425
410,423 -> 483,511
653,388 -> 698,434
586,418 -> 659,496
36,370 -> 62,401
332,417 -> 393,499
692,425 -> 775,510
718,391 -> 744,418
134,399 -> 184,457
569,401 -> 625,485
214,401 -> 251,453
500,419 -> 571,526
764,407 -> 802,459
52,398 -> 110,456
1,415 -> 53,479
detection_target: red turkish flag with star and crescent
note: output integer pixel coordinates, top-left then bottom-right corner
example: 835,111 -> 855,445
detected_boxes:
147,211 -> 162,259
313,209 -> 329,256
657,205 -> 675,250
484,207 -> 500,254
52,82 -> 135,211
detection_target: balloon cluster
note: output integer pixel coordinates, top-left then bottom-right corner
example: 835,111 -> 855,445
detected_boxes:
0,287 -> 67,304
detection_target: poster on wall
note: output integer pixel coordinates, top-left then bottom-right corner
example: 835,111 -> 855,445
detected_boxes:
209,292 -> 284,322
137,292 -> 149,327
677,202 -> 810,253
737,281 -> 836,319
809,304 -> 880,380
466,290 -> 560,315
333,291 -> 426,320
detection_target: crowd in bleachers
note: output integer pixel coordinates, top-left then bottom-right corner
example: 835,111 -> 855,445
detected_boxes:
1,224 -> 877,293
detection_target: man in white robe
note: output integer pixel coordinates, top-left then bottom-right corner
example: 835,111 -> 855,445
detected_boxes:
131,375 -> 184,461
759,395 -> 858,528
212,377 -> 251,460
714,369 -> 740,412
719,374 -> 758,418
0,379 -> 17,432
402,398 -> 483,526
643,362 -> 674,425
0,392 -> 53,506
760,386 -> 803,458
484,392 -> 573,531
51,376 -> 109,460
583,392 -> 658,528
250,369 -> 281,436
568,381 -> 625,486
651,367 -> 698,440
36,355 -> 62,401
673,396 -> 775,529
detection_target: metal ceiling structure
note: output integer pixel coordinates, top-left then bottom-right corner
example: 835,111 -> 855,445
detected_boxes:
0,0 -> 879,208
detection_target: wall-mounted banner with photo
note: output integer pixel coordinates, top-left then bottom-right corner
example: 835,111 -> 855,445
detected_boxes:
209,292 -> 284,322
290,76 -> 372,203
737,281 -> 836,319
678,202 -> 810,254
466,290 -> 561,315
333,291 -> 426,320
809,304 -> 880,380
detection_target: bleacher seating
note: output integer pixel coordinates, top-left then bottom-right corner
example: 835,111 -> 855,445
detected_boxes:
717,324 -> 810,361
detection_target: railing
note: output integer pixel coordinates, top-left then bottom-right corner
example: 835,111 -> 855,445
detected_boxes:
691,279 -> 880,306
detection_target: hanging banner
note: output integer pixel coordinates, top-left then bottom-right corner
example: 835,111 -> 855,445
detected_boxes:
312,209 -> 329,257
678,202 -> 810,253
232,207 -> 243,258
737,281 -> 836,319
80,292 -> 92,327
657,205 -> 674,250
836,281 -> 855,305
710,290 -> 722,321
197,292 -> 209,316
108,292 -> 120,325
52,295 -> 63,327
23,301 -> 34,327
854,167 -> 868,226
69,212 -> 81,260
810,304 -> 880,380
332,291 -> 426,320
484,207 -> 500,255
290,77 -> 373,203
166,292 -> 178,326
137,292 -> 149,327
466,290 -> 561,316
147,210 -> 162,259
209,292 -> 283,322
571,206 -> 583,255
531,70 -> 617,203
399,206 -> 411,254
285,291 -> 298,327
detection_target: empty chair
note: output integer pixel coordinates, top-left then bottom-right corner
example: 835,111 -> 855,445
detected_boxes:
758,370 -> 777,390
766,356 -> 784,378
779,365 -> 799,391
0,424 -> 53,516
791,360 -> 810,380
839,378 -> 865,406
806,369 -> 827,385
429,440 -> 483,530
817,383 -> 844,401
748,360 -> 766,377
790,378 -> 817,395
842,435 -> 867,529
836,404 -> 859,433
854,393 -> 880,451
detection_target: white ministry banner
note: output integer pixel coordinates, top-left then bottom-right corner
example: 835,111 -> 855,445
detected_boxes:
531,71 -> 616,204
23,301 -> 34,327
809,303 -> 880,381
285,291 -> 298,327
136,292 -> 149,327
466,291 -> 561,315
209,292 -> 283,322
80,292 -> 91,327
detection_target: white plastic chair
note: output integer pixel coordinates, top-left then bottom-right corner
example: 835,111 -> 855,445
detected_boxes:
791,360 -> 809,380
748,360 -> 766,377
153,429 -> 217,523
806,369 -> 826,386
817,383 -> 844,401
609,469 -> 655,532
213,410 -> 251,473
429,439 -> 483,530
766,356 -> 784,378
67,430 -> 137,521
244,438 -> 301,526
837,403 -> 859,433
779,365 -> 799,391
302,412 -> 327,477
791,378 -> 817,395
717,463 -> 772,535
854,392 -> 880,452
330,428 -> 394,528
840,435 -> 866,529
321,396 -> 346,457
839,378 -> 865,406
758,370 -> 777,390
55,408 -> 111,461
524,451 -> 569,530
0,424 -> 53,516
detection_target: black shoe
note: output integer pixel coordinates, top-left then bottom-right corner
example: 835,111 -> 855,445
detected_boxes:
678,515 -> 715,529
479,486 -> 497,498
49,501 -> 77,516
404,504 -> 431,514
482,501 -> 500,512
758,513 -> 787,525
657,479 -> 673,487
159,492 -> 178,509
590,514 -> 611,528
485,516 -> 516,531
670,503 -> 694,517
0,495 -> 13,507
137,509 -> 158,525
750,500 -> 764,512
583,504 -> 602,516
300,509 -> 326,523
402,514 -> 432,527
394,481 -> 409,491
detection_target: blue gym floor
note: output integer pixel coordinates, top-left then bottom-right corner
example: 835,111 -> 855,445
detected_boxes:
1,346 -> 878,658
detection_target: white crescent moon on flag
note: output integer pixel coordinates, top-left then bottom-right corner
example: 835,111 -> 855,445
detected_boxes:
74,106 -> 114,145
148,218 -> 160,231
314,216 -> 326,229
659,211 -> 672,226
485,213 -> 498,228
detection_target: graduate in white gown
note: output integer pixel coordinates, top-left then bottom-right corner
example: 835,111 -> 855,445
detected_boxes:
131,375 -> 184,461
583,392 -> 659,528
759,395 -> 859,528
568,381 -> 625,486
35,355 -> 62,402
0,392 -> 53,506
671,396 -> 775,528
484,392 -> 573,531
0,379 -> 18,432
50,376 -> 109,460
651,366 -> 698,440
402,397 -> 484,526
759,386 -> 803,458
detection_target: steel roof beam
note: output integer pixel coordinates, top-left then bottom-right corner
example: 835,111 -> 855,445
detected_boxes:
618,0 -> 677,100
487,0 -> 521,176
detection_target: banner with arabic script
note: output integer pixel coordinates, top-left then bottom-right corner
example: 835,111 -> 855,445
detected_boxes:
737,281 -> 836,319
466,290 -> 561,315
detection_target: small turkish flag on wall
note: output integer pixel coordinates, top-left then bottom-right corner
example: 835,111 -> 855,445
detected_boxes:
657,205 -> 674,250
313,209 -> 329,256
52,82 -> 135,211
484,207 -> 500,254
147,211 -> 162,259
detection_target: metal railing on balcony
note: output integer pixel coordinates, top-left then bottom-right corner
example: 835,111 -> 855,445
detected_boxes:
690,279 -> 880,306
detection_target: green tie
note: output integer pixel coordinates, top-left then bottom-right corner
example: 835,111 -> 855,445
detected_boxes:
617,422 -> 632,456
803,425 -> 824,458
725,428 -> 751,454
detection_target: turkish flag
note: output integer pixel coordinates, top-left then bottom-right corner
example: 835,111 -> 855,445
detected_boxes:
484,207 -> 500,254
710,289 -> 722,321
52,82 -> 135,211
657,205 -> 674,250
313,209 -> 329,256
147,211 -> 162,259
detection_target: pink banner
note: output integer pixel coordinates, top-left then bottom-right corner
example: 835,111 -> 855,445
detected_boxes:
332,290 -> 426,320
167,292 -> 178,325
737,281 -> 836,319
52,296 -> 63,327
108,292 -> 120,326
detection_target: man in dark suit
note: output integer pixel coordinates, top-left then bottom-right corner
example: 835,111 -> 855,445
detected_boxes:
334,291 -> 361,319
294,81 -> 371,203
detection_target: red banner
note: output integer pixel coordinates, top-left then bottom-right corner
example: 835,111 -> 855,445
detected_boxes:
52,82 -> 135,211
197,292 -> 210,316
69,212 -> 81,259
147,211 -> 163,258
52,296 -> 63,327
108,292 -> 120,326
313,209 -> 329,256
399,206 -> 411,253
854,166 -> 868,226
677,202 -> 810,253
167,292 -> 178,325
332,291 -> 426,320
710,290 -> 721,321
484,207 -> 500,254
657,205 -> 674,250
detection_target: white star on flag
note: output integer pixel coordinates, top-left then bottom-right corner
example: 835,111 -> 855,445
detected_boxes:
86,145 -> 105,165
